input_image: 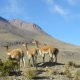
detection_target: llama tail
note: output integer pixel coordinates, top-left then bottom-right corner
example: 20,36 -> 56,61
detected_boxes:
54,48 -> 59,55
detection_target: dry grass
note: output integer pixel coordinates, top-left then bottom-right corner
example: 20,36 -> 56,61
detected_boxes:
74,70 -> 80,80
24,68 -> 37,80
63,67 -> 72,78
67,61 -> 80,68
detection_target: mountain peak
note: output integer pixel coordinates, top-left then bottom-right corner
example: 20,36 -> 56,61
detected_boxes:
10,19 -> 44,34
0,16 -> 9,23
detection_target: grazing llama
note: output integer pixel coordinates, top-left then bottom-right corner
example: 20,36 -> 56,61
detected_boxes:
32,40 -> 59,63
4,45 -> 25,70
22,42 -> 38,67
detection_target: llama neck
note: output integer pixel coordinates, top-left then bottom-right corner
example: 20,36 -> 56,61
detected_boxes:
6,46 -> 9,52
25,43 -> 28,51
35,42 -> 39,48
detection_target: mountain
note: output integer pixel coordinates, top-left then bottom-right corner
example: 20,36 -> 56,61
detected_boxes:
9,19 -> 79,49
0,16 -> 80,63
0,16 -> 79,49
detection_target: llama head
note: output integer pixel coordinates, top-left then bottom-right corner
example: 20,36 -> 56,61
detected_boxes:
7,52 -> 11,56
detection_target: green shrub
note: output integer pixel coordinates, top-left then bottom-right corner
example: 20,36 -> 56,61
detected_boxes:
0,59 -> 19,76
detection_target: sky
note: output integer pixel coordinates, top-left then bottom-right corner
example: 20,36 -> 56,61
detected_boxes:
0,0 -> 80,45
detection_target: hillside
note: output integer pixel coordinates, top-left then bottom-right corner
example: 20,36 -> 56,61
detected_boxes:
10,19 -> 80,49
0,16 -> 80,62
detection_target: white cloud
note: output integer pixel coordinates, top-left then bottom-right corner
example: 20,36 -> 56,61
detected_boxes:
42,0 -> 70,18
53,5 -> 69,17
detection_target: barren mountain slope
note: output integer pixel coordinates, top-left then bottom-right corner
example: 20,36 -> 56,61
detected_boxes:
10,19 -> 80,49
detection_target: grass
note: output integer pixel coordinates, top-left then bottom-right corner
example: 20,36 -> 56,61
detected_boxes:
67,61 -> 80,68
63,67 -> 72,78
24,68 -> 37,80
74,70 -> 80,80
47,68 -> 57,79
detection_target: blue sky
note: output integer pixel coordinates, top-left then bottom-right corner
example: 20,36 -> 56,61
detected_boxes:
0,0 -> 80,45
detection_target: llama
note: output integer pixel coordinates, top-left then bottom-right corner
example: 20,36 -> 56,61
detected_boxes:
22,42 -> 38,67
4,45 -> 25,70
32,40 -> 59,63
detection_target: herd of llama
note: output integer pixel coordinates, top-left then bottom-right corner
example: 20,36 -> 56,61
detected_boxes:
3,39 -> 59,68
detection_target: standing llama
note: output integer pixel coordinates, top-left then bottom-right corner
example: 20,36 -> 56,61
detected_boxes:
32,40 -> 59,63
22,42 -> 38,67
4,44 -> 25,70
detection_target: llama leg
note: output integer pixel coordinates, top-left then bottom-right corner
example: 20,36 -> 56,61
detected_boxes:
51,56 -> 53,62
29,59 -> 30,64
35,54 -> 37,66
49,53 -> 52,62
43,54 -> 45,63
22,57 -> 25,67
55,55 -> 57,63
49,57 -> 52,62
32,56 -> 35,67
18,60 -> 20,72
22,52 -> 25,67
51,54 -> 55,62
54,51 -> 58,63
54,48 -> 58,63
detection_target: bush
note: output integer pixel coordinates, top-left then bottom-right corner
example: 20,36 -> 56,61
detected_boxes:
24,68 -> 37,80
0,59 -> 19,76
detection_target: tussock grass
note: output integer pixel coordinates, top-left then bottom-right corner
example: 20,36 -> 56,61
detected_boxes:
63,67 -> 72,78
74,70 -> 80,80
67,61 -> 80,68
24,68 -> 37,80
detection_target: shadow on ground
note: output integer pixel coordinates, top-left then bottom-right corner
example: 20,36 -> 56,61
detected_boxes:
10,71 -> 22,76
33,76 -> 50,79
36,62 -> 64,67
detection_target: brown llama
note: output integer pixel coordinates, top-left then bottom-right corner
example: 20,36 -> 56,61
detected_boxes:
32,40 -> 59,63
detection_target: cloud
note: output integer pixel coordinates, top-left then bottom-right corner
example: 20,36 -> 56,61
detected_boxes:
67,0 -> 80,5
42,0 -> 69,18
53,5 -> 69,17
